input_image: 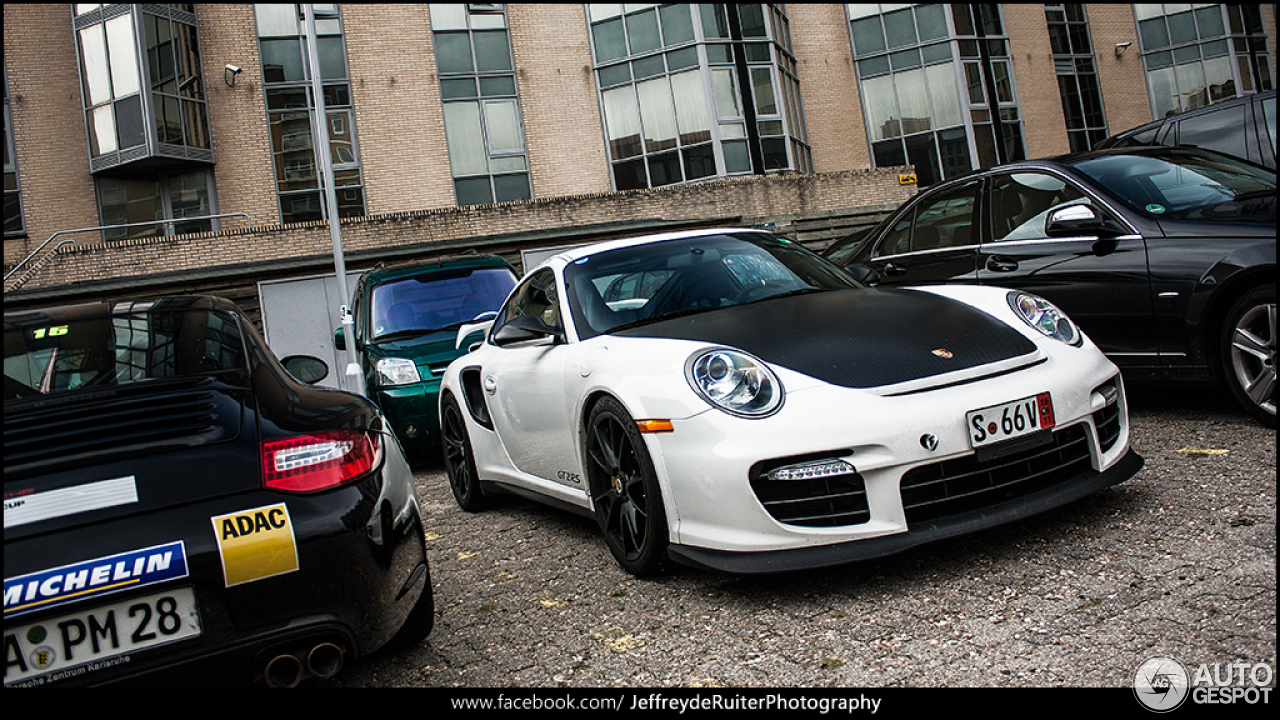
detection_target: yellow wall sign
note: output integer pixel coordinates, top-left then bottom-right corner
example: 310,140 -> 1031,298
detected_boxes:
211,503 -> 299,587
898,173 -> 918,185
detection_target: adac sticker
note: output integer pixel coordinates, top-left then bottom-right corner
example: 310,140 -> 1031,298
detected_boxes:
211,503 -> 298,587
3,541 -> 188,620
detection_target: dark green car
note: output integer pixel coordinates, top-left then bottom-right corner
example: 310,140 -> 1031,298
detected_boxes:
338,255 -> 518,460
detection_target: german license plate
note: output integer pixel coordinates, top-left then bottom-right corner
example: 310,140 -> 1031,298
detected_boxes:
4,586 -> 201,686
967,392 -> 1055,448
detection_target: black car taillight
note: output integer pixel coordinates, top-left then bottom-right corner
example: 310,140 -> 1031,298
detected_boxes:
262,430 -> 382,493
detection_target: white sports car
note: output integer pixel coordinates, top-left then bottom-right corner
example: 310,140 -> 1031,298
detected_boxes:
438,228 -> 1143,575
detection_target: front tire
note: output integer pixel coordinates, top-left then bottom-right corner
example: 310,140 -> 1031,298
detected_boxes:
1221,283 -> 1275,428
585,397 -> 669,576
442,393 -> 490,510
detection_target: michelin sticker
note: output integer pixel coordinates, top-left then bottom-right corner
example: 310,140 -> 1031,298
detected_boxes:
3,541 -> 189,620
211,503 -> 299,587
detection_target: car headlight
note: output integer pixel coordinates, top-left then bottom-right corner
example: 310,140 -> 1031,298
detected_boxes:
686,348 -> 783,417
1007,292 -> 1082,346
375,357 -> 422,386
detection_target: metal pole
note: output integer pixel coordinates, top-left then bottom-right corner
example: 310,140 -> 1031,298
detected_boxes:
302,4 -> 364,396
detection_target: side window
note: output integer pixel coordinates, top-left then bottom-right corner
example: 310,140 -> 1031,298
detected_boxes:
989,172 -> 1085,242
1177,104 -> 1247,162
875,181 -> 979,257
1261,95 -> 1276,157
494,268 -> 560,333
879,215 -> 912,256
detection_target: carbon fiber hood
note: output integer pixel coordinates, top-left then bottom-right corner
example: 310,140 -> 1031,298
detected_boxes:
615,288 -> 1038,389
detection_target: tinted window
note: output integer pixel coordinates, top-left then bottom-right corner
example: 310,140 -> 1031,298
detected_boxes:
5,304 -> 247,401
1070,150 -> 1275,219
494,268 -> 560,333
1177,104 -> 1247,161
876,181 -> 979,256
990,172 -> 1086,242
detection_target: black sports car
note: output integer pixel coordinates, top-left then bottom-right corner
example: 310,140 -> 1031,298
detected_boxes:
825,147 -> 1276,426
4,297 -> 434,686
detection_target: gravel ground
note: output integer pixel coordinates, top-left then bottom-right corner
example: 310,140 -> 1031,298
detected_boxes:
320,383 -> 1276,689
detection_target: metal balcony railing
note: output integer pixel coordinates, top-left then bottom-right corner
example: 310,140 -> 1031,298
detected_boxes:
4,213 -> 251,292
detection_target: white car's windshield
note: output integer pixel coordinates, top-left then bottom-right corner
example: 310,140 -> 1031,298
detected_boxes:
565,232 -> 859,339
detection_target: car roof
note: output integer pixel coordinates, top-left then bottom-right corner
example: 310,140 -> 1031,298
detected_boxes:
4,296 -> 238,328
361,253 -> 514,284
907,145 -> 1261,194
1098,89 -> 1276,147
536,227 -> 775,269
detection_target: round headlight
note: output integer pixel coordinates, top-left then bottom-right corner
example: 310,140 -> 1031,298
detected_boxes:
686,348 -> 783,417
1007,292 -> 1082,346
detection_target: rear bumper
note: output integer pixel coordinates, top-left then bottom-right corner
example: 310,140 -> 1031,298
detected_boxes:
3,474 -> 430,686
667,448 -> 1142,575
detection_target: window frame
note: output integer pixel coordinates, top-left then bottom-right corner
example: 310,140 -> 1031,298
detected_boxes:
429,3 -> 532,206
254,3 -> 366,224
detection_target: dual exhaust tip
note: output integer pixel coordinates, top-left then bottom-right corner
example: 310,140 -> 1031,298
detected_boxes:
263,641 -> 345,687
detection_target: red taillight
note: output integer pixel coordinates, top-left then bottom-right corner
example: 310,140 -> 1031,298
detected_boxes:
262,430 -> 382,493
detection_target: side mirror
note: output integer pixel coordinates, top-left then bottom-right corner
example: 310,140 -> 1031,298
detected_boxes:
492,314 -> 564,347
1046,203 -> 1124,238
334,326 -> 346,351
843,264 -> 881,286
281,355 -> 330,385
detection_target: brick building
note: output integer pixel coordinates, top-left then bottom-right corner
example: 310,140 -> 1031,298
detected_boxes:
3,4 -> 1275,317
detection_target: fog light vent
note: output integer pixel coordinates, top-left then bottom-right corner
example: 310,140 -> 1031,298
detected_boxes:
766,458 -> 856,482
750,454 -> 868,528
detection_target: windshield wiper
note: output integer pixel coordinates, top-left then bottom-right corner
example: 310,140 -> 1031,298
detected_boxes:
742,286 -> 826,305
1232,189 -> 1276,202
373,327 -> 440,342
607,306 -> 719,333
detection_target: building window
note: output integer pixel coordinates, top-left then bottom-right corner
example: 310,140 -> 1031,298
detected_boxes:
1046,4 -> 1107,152
255,4 -> 365,223
429,4 -> 531,206
848,4 -> 1024,185
72,4 -> 212,173
588,4 -> 812,191
96,170 -> 215,242
1136,4 -> 1273,119
4,61 -> 23,238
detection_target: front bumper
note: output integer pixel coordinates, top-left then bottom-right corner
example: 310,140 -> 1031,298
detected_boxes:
374,380 -> 443,455
642,350 -> 1140,574
669,447 -> 1141,574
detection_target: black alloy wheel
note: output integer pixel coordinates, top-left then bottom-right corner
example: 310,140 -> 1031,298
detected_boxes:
585,397 -> 669,576
1222,283 -> 1276,428
442,393 -> 490,510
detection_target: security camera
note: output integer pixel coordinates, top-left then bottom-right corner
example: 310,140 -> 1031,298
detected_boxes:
225,64 -> 242,74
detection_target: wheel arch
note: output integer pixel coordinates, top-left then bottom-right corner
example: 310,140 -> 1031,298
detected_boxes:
1199,264 -> 1276,381
577,389 -> 680,537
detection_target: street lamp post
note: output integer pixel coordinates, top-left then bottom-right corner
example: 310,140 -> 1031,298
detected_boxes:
301,4 -> 363,396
